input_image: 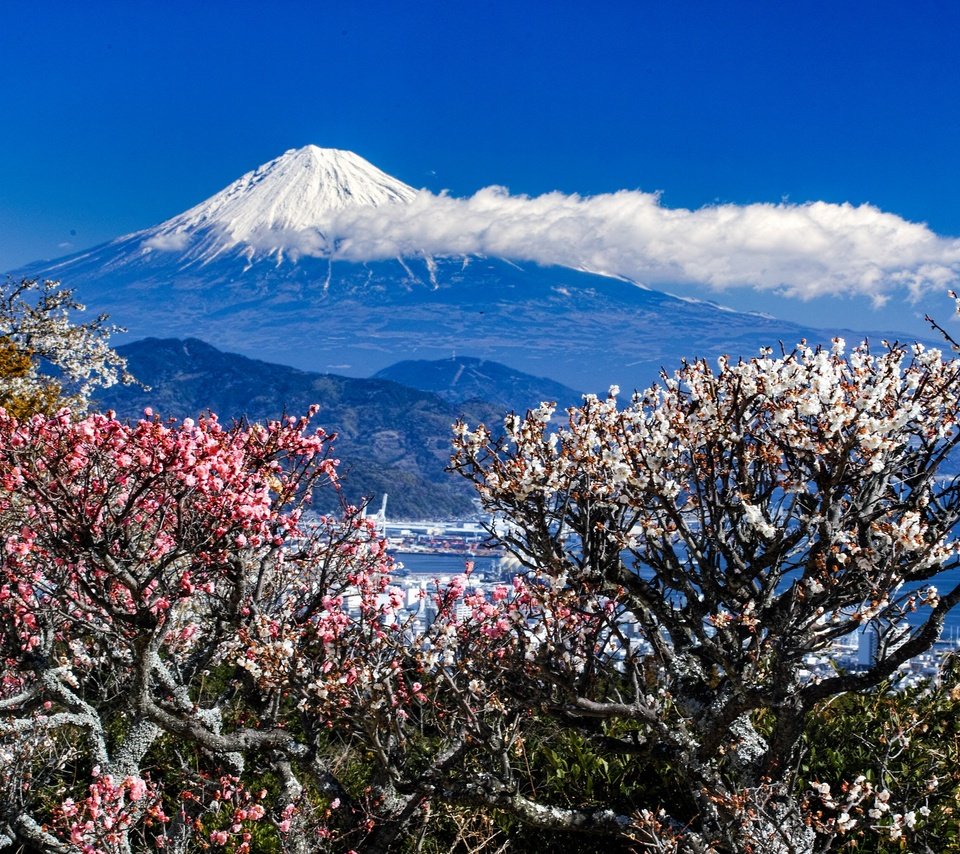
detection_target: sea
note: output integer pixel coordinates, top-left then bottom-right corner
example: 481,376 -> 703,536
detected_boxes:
391,552 -> 501,577
391,552 -> 960,638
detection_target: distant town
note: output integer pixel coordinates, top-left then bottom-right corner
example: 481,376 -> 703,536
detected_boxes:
366,502 -> 960,692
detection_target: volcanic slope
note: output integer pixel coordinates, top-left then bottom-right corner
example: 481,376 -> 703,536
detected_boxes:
17,146 -> 896,393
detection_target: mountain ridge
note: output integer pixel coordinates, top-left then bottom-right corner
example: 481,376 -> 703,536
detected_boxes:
13,146 -> 929,394
374,355 -> 584,414
94,337 -> 545,519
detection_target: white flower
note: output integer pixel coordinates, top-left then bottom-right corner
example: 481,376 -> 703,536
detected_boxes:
836,811 -> 857,832
741,500 -> 776,539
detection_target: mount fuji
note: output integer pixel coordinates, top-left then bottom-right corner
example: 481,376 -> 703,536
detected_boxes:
15,146 -> 895,394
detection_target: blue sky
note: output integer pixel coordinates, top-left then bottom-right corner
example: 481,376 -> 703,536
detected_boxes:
2,0 -> 960,338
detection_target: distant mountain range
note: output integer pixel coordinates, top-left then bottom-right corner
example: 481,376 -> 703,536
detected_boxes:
11,145 -> 909,395
96,339 -> 581,519
13,145 -> 938,518
373,355 -> 583,413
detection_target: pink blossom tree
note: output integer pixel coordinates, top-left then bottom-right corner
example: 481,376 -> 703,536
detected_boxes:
0,406 -> 400,852
0,405 -> 587,853
449,325 -> 960,852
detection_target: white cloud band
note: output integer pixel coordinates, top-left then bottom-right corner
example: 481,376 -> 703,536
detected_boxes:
145,186 -> 960,304
326,188 -> 960,304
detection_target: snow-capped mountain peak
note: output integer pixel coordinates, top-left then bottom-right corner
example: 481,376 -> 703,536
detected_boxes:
139,146 -> 417,262
19,145 -> 886,396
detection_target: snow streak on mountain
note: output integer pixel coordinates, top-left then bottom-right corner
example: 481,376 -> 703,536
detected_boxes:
16,147 -> 907,393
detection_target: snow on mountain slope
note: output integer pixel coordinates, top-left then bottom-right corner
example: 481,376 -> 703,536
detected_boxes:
138,146 -> 417,264
13,147 -> 920,394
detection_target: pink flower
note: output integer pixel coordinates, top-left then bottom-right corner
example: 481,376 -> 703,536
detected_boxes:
124,776 -> 147,801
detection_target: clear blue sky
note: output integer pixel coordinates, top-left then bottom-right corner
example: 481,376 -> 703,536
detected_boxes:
2,0 -> 959,336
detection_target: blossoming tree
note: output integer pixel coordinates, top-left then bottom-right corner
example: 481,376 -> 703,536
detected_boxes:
5,282 -> 960,852
0,278 -> 132,416
0,406 -> 577,853
450,329 -> 960,852
0,406 -> 404,853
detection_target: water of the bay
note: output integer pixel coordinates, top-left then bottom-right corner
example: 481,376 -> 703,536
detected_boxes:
391,552 -> 501,578
391,552 -> 960,637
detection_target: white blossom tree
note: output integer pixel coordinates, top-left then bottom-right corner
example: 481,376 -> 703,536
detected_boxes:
0,277 -> 132,415
450,318 -> 960,852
